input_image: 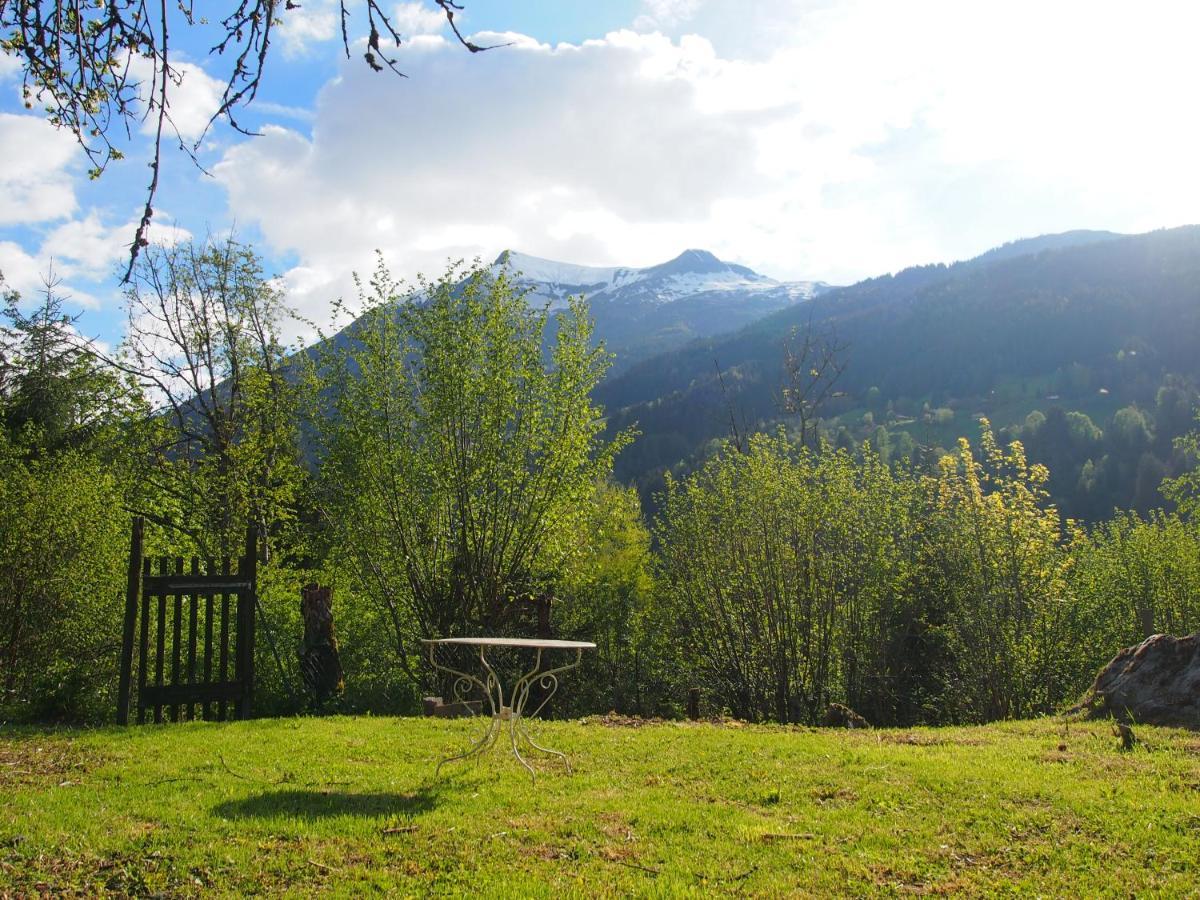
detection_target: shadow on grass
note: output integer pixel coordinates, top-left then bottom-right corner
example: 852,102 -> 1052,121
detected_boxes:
213,784 -> 441,820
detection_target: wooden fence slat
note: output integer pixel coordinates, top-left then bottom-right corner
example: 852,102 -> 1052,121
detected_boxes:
187,556 -> 199,722
170,556 -> 183,723
137,556 -> 152,724
237,525 -> 258,720
218,556 -> 231,722
142,574 -> 252,593
154,557 -> 168,724
203,557 -> 215,721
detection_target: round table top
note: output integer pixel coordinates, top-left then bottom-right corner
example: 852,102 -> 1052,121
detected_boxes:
422,636 -> 596,650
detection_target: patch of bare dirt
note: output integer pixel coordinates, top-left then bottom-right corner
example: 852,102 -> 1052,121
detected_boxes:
875,732 -> 985,747
812,786 -> 858,805
582,713 -> 664,728
0,739 -> 95,789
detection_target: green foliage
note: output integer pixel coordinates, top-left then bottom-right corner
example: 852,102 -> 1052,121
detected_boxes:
0,431 -> 127,721
651,419 -> 1200,726
5,236 -> 1200,731
555,481 -> 657,714
0,278 -> 142,455
310,258 -> 632,692
920,426 -> 1069,721
655,431 -> 916,723
1069,511 -> 1200,657
1162,413 -> 1200,521
121,238 -> 310,562
1065,410 -> 1102,445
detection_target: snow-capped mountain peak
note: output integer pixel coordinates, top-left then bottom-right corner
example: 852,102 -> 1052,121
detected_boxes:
492,248 -> 826,308
492,250 -> 628,290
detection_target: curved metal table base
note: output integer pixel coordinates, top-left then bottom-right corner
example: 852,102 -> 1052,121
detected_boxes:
424,640 -> 590,783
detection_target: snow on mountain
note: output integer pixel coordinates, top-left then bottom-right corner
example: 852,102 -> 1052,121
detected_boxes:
493,249 -> 828,309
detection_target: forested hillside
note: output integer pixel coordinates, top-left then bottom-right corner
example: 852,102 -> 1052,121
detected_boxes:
600,226 -> 1200,519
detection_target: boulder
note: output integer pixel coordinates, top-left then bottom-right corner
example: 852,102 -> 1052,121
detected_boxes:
1080,633 -> 1200,729
821,703 -> 870,729
422,696 -> 483,718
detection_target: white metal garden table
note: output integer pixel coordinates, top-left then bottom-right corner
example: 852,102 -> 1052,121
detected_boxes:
422,637 -> 595,781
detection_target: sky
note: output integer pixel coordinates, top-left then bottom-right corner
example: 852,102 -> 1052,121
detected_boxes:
1,0 -> 1198,345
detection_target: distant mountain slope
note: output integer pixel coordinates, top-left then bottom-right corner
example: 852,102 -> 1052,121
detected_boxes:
598,226 -> 1200,518
494,249 -> 831,373
966,229 -> 1123,266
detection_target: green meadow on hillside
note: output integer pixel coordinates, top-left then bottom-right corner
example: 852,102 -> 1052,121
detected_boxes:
3,716 -> 1198,896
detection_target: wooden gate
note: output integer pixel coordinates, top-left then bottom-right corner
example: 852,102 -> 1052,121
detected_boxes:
116,518 -> 259,724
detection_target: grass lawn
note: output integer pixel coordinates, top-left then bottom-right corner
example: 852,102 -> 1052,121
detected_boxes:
2,715 -> 1198,896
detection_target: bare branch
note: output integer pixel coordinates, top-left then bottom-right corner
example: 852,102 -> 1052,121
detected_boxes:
778,312 -> 849,447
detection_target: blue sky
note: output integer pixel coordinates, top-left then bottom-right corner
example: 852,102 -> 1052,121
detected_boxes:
2,0 -> 1198,347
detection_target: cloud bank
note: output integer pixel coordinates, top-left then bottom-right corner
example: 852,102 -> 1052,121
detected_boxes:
6,0 -> 1199,341
209,0 -> 1200,330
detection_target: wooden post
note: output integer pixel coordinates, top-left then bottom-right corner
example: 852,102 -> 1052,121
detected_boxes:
203,560 -> 215,721
154,557 -> 168,724
186,557 -> 199,721
170,556 -> 183,722
116,517 -> 144,725
687,687 -> 701,721
137,557 -> 151,724
236,525 -> 258,720
218,557 -> 230,721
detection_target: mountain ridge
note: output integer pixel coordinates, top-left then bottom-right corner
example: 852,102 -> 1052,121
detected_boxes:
493,247 -> 831,308
492,247 -> 833,374
596,224 -> 1200,520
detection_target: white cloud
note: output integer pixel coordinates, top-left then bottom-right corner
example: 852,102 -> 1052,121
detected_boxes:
634,0 -> 702,31
125,55 -> 225,144
0,240 -> 104,309
40,211 -> 191,282
0,241 -> 42,295
391,2 -> 451,36
277,0 -> 340,58
0,207 -> 190,315
210,0 -> 1200,335
276,0 -> 446,59
0,113 -> 78,225
0,52 -> 20,80
164,61 -> 226,143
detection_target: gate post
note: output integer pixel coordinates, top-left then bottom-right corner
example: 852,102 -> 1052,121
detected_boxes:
116,517 -> 144,725
235,524 -> 259,720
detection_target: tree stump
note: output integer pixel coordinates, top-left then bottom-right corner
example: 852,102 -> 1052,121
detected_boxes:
299,584 -> 344,707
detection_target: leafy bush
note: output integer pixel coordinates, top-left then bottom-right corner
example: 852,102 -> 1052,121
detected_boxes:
0,435 -> 127,721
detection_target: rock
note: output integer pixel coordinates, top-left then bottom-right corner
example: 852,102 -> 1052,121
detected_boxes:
821,703 -> 870,729
1079,633 -> 1200,729
422,696 -> 483,718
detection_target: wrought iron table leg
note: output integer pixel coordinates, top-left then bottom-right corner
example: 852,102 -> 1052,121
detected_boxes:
435,715 -> 501,777
515,721 -> 572,773
428,644 -> 583,781
508,714 -> 537,781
